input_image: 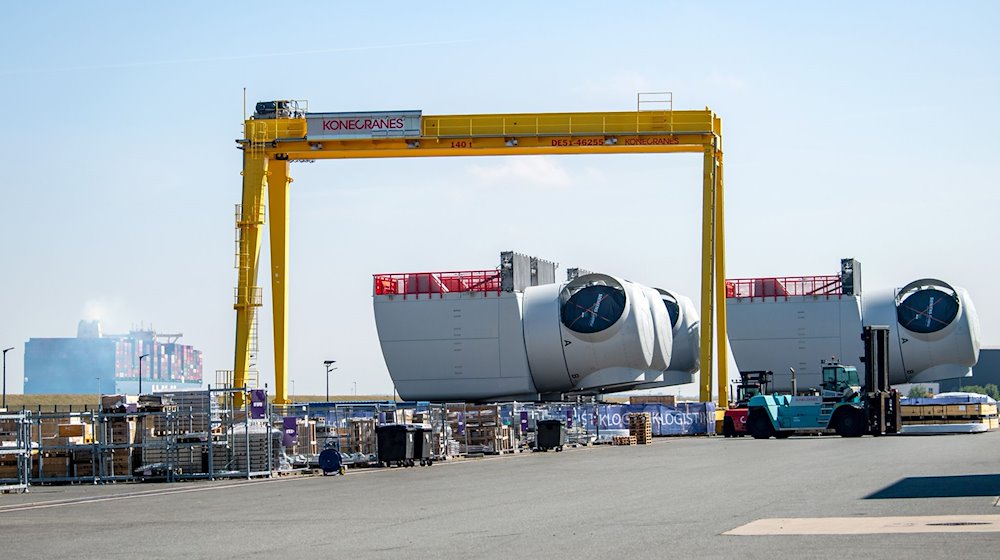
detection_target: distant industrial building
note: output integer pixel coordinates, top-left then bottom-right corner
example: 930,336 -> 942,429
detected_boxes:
939,348 -> 999,392
23,321 -> 203,394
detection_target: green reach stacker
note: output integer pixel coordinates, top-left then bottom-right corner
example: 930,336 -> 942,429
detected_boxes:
746,326 -> 901,439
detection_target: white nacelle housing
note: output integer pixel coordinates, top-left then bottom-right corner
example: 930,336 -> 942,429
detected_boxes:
659,289 -> 700,381
862,279 -> 980,384
726,269 -> 980,392
374,268 -> 699,401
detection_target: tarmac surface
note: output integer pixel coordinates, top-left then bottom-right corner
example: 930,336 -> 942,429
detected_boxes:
2,431 -> 999,559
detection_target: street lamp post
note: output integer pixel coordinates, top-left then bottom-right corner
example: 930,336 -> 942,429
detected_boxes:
138,353 -> 149,395
324,360 -> 336,403
2,347 -> 14,409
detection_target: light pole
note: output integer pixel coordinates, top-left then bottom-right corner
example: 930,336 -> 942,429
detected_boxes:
352,381 -> 357,397
138,353 -> 149,395
2,347 -> 13,409
291,380 -> 295,399
97,376 -> 101,398
324,360 -> 336,403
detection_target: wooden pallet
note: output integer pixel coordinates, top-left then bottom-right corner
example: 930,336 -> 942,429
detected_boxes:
612,435 -> 637,446
627,412 -> 653,444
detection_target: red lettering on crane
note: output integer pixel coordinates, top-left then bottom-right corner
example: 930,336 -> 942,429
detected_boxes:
319,116 -> 410,134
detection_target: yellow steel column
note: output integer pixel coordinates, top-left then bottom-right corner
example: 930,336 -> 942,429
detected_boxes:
268,159 -> 291,405
699,147 -> 716,403
235,150 -> 268,406
714,148 -> 729,409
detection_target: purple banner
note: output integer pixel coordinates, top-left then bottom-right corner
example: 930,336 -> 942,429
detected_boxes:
520,411 -> 529,433
457,411 -> 465,436
566,409 -> 574,429
282,416 -> 298,447
594,403 -> 715,435
249,390 -> 267,419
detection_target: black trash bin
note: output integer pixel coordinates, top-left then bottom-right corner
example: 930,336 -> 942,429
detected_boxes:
376,424 -> 416,467
536,419 -> 566,452
412,425 -> 434,466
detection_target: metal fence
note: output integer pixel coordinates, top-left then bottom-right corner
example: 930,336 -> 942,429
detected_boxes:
3,396 -> 715,488
0,412 -> 31,492
0,387 -> 278,487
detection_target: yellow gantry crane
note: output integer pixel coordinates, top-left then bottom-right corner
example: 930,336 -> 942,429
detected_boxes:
233,95 -> 728,407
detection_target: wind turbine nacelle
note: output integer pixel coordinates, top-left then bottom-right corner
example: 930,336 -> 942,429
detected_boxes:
523,274 -> 688,394
374,270 -> 701,402
863,279 -> 980,384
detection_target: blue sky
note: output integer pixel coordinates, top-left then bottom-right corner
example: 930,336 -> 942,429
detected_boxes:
1,1 -> 997,395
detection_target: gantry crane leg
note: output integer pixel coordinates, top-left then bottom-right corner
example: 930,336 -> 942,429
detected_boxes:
699,147 -> 716,404
267,160 -> 291,405
699,144 -> 728,408
714,147 -> 729,409
234,152 -> 267,406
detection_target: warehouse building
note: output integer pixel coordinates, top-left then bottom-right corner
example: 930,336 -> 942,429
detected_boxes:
939,348 -> 999,392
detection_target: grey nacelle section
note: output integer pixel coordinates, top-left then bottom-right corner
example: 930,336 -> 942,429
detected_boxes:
374,292 -> 536,401
726,296 -> 865,392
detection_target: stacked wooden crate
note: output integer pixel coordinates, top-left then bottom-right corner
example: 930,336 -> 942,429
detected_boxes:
612,435 -> 637,446
71,447 -> 99,478
152,392 -> 211,436
138,392 -> 214,475
105,418 -> 138,476
630,395 -> 677,406
452,405 -> 516,454
292,419 -> 317,455
35,416 -> 80,478
57,422 -> 93,444
627,412 -> 653,444
346,418 -> 377,455
227,426 -> 281,473
99,396 -> 139,477
0,415 -> 29,480
141,436 -> 209,475
901,401 -> 999,429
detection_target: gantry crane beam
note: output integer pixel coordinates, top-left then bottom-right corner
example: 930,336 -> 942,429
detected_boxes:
235,107 -> 728,407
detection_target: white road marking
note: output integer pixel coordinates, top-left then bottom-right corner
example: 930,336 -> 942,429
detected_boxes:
725,515 -> 1000,535
0,477 -> 301,513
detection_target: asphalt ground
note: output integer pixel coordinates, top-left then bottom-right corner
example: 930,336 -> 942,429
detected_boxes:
2,431 -> 999,559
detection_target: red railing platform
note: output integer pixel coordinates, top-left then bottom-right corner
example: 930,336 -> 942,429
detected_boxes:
725,275 -> 843,301
374,270 -> 502,297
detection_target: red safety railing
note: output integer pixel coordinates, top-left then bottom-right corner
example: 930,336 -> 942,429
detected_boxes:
373,270 -> 503,297
725,275 -> 843,301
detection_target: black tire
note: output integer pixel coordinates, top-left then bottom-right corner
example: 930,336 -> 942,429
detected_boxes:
747,408 -> 776,439
834,407 -> 866,438
722,417 -> 736,438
